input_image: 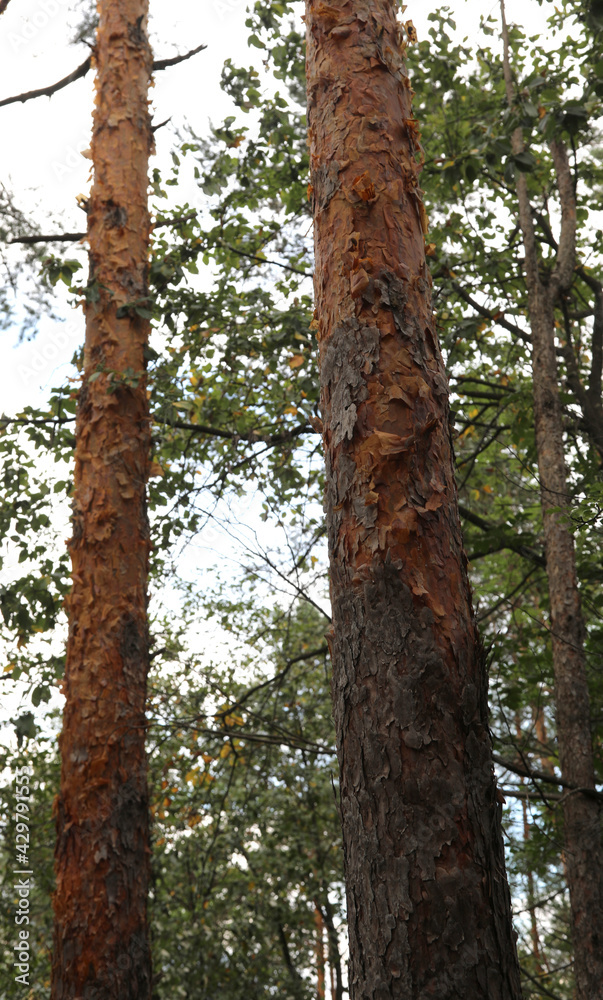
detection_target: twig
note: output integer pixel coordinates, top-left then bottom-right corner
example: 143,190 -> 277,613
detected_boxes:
444,271 -> 531,344
219,240 -> 312,277
157,417 -> 315,446
493,753 -> 603,801
214,645 -> 329,719
520,965 -> 566,1000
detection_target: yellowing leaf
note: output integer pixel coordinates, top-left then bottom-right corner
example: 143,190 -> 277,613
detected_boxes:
149,462 -> 164,478
471,489 -> 480,501
283,405 -> 298,415
288,354 -> 305,369
219,744 -> 231,759
224,713 -> 244,727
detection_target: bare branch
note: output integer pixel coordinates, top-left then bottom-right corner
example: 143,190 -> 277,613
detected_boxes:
9,233 -> 86,245
156,417 -> 315,446
0,57 -> 92,110
520,965 -> 567,1000
152,43 -> 207,71
443,271 -> 531,344
214,645 -> 329,719
219,240 -> 313,277
8,212 -> 199,246
0,44 -> 207,110
0,0 -> 13,15
475,566 -> 539,623
493,753 -> 603,801
458,503 -> 546,567
0,415 -> 75,428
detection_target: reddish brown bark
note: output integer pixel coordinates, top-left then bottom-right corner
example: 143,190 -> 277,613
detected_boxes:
315,906 -> 326,1000
501,6 -> 603,996
51,2 -> 153,998
306,2 -> 522,997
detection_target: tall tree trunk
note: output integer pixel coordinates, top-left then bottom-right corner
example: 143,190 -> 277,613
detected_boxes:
305,2 -> 523,997
51,2 -> 153,998
501,6 -> 603,997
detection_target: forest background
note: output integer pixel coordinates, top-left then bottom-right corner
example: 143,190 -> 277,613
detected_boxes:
1,0 -> 602,998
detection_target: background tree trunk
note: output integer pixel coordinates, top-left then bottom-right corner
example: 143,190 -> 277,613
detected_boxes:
51,1 -> 153,997
306,2 -> 522,996
501,5 -> 603,996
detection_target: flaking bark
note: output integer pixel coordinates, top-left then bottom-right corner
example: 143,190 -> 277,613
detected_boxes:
501,5 -> 603,996
305,2 -> 522,997
51,2 -> 153,998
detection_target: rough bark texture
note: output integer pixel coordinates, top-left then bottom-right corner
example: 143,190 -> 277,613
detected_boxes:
306,3 -> 523,997
501,6 -> 603,996
51,2 -> 153,998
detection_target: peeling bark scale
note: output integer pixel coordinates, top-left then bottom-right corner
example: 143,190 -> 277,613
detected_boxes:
306,2 -> 522,996
51,2 -> 153,998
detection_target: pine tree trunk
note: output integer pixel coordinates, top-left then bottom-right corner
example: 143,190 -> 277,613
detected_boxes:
500,5 -> 603,993
51,2 -> 153,997
305,2 -> 523,996
528,284 -> 603,1000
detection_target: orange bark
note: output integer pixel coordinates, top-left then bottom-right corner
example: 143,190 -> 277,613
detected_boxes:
306,2 -> 522,996
51,1 -> 153,997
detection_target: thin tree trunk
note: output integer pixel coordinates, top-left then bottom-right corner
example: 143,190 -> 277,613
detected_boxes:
501,4 -> 603,997
306,2 -> 523,997
315,906 -> 326,1000
320,898 -> 343,1000
51,2 -> 153,998
516,717 -> 547,977
521,796 -> 546,976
